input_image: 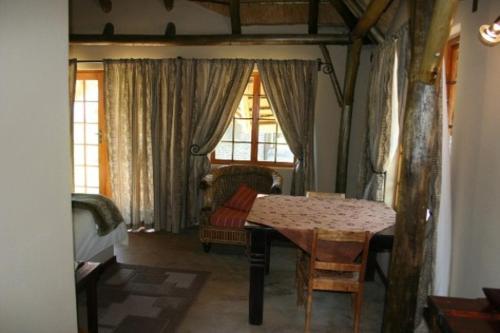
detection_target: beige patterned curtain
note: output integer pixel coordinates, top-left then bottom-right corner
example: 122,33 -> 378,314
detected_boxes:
104,59 -> 156,229
362,39 -> 398,201
187,59 -> 254,225
256,60 -> 317,195
152,59 -> 196,232
69,59 -> 77,187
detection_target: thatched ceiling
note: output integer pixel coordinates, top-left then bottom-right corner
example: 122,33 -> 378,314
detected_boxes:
190,0 -> 400,34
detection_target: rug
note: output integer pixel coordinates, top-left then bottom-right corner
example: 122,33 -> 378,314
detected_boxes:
78,263 -> 210,333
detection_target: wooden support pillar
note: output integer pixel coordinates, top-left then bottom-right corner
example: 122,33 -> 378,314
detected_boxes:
308,0 -> 320,34
230,0 -> 241,35
382,0 -> 457,331
334,37 -> 362,193
351,0 -> 392,39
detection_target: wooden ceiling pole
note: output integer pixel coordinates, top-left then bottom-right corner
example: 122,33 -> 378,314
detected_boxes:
230,0 -> 242,34
382,0 -> 458,331
335,0 -> 391,193
69,33 -> 350,46
308,0 -> 320,34
328,0 -> 357,29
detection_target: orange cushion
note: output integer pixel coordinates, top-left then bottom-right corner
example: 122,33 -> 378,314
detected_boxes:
224,184 -> 258,212
210,207 -> 248,229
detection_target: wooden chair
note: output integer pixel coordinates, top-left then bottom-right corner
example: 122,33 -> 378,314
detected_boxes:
296,228 -> 371,333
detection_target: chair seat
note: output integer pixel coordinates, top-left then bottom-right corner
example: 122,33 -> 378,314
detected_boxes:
210,207 -> 248,229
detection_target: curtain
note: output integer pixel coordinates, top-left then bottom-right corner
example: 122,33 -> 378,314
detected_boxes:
104,59 -> 156,229
256,60 -> 317,195
187,59 -> 254,225
69,59 -> 77,188
152,59 -> 195,232
361,39 -> 398,201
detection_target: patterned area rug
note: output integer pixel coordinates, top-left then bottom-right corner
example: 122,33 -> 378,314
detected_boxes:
78,264 -> 210,333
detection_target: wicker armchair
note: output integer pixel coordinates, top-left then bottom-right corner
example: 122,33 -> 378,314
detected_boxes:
199,165 -> 283,252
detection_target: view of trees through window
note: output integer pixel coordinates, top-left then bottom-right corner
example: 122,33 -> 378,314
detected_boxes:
212,71 -> 294,166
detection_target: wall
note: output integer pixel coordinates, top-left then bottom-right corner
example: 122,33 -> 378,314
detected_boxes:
450,0 -> 500,297
0,1 -> 77,332
69,0 -> 374,194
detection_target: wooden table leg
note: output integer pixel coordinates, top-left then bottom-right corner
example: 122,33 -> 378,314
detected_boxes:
265,233 -> 271,275
249,227 -> 267,325
86,278 -> 98,333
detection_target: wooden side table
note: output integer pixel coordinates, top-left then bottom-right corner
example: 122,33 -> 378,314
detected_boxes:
76,262 -> 102,333
426,295 -> 500,333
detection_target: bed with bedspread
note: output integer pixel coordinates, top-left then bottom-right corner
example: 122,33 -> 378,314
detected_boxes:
72,193 -> 128,264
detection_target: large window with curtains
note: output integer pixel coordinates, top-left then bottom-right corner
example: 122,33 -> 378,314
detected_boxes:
211,71 -> 294,167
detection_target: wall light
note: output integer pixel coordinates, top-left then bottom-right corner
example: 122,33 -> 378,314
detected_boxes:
479,16 -> 500,46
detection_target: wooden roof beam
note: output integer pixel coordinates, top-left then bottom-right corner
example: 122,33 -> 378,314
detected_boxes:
230,0 -> 242,34
328,0 -> 357,30
308,0 -> 320,34
69,33 -> 351,46
351,0 -> 392,39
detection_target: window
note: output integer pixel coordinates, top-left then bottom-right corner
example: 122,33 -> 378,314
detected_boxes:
73,71 -> 110,195
211,72 -> 294,167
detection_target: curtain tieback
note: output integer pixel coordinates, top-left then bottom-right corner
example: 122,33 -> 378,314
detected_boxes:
190,144 -> 206,156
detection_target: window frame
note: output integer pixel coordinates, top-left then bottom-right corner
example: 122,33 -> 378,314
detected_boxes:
210,72 -> 294,168
74,70 -> 111,196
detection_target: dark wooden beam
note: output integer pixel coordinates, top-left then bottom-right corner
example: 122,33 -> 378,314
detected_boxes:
335,37 -> 362,193
230,0 -> 241,34
382,0 -> 458,331
102,23 -> 114,36
352,0 -> 392,39
343,0 -> 385,43
308,0 -> 320,34
69,33 -> 351,46
165,22 -> 176,38
319,44 -> 343,106
328,0 -> 357,30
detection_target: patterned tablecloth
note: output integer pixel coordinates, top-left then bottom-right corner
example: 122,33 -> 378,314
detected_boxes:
247,195 -> 396,261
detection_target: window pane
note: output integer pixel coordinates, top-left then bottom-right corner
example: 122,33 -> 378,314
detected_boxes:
85,80 -> 99,101
74,102 -> 84,122
244,76 -> 254,95
258,120 -> 277,143
86,124 -> 99,144
75,80 -> 84,101
86,167 -> 99,187
276,144 -> 294,163
87,187 -> 99,194
85,102 -> 99,123
74,187 -> 86,193
258,143 -> 276,162
215,142 -> 232,160
234,143 -> 251,160
234,119 -> 252,142
277,126 -> 287,144
74,166 -> 85,186
86,145 -> 99,166
235,95 -> 252,118
74,124 -> 85,144
221,121 -> 233,141
74,145 -> 85,166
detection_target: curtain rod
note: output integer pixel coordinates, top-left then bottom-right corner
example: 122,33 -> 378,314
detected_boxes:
75,58 -> 330,72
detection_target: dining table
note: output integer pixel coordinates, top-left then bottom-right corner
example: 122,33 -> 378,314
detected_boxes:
244,194 -> 396,325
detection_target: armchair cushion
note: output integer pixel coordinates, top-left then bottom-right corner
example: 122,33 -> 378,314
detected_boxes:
223,184 -> 257,212
210,207 -> 248,229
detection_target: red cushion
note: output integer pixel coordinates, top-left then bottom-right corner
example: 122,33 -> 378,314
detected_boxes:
224,184 -> 258,212
210,207 -> 248,229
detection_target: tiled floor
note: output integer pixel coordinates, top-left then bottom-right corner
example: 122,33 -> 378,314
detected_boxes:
115,229 -> 387,333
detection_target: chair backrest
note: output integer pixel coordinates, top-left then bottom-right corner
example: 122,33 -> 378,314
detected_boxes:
210,165 -> 280,209
310,228 -> 371,284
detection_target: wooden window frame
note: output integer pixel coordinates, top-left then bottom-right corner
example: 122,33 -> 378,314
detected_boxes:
74,70 -> 111,196
210,72 -> 294,168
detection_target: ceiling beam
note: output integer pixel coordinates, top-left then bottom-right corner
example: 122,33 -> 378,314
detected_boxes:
230,0 -> 242,34
69,33 -> 351,46
327,0 -> 356,30
308,0 -> 320,34
351,0 -> 392,39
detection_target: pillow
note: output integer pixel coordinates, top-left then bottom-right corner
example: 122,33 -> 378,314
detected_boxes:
224,184 -> 258,212
210,207 -> 248,229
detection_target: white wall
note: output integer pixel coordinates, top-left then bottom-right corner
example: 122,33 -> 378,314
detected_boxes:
0,1 -> 77,333
450,0 -> 500,297
69,0 -> 367,194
